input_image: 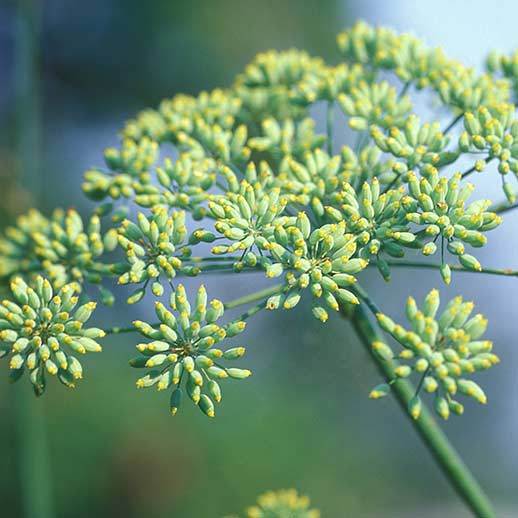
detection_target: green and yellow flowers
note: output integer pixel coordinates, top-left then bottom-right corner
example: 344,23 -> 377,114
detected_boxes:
131,284 -> 250,417
244,489 -> 320,518
370,290 -> 498,420
0,20 -> 514,430
0,276 -> 104,394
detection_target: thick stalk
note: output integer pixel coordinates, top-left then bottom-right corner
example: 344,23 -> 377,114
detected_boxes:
344,289 -> 495,518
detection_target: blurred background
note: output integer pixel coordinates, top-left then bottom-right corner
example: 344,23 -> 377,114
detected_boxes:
0,0 -> 517,516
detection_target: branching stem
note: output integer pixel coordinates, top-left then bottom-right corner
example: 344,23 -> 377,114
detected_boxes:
344,285 -> 495,518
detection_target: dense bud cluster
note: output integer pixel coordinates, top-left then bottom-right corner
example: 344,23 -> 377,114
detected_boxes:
117,208 -> 194,302
0,208 -> 117,294
131,284 -> 250,417
209,180 -> 291,265
337,21 -> 509,110
0,20 -> 514,426
0,276 -> 103,394
459,105 -> 518,201
264,214 -> 365,322
338,80 -> 413,130
403,170 -> 501,279
326,179 -> 416,279
370,290 -> 497,420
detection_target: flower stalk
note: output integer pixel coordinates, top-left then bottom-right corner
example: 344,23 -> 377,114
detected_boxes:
344,287 -> 495,518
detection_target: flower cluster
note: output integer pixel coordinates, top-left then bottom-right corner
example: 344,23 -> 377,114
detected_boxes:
487,49 -> 518,101
403,170 -> 501,280
82,137 -> 159,201
131,284 -> 250,417
208,180 -> 292,266
117,208 -> 195,302
234,49 -> 326,120
326,178 -> 417,279
133,154 -> 216,216
0,20 -> 512,431
0,208 -> 117,293
243,489 -> 320,518
337,21 -> 510,110
370,115 -> 457,176
248,117 -> 325,163
459,105 -> 518,202
370,290 -> 498,420
276,149 -> 347,208
0,276 -> 104,394
338,80 -> 413,130
264,213 -> 366,322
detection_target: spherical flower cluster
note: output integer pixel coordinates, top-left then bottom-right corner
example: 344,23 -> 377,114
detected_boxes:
133,154 -> 216,215
117,208 -> 194,302
340,144 -> 394,185
0,276 -> 104,394
486,49 -> 518,101
0,208 -> 117,291
264,213 -> 367,322
276,149 -> 346,209
234,49 -> 326,120
244,489 -> 320,518
83,137 -> 159,201
338,80 -> 413,130
370,289 -> 498,420
121,89 -> 242,149
403,170 -> 501,280
248,117 -> 325,164
0,209 -> 50,279
209,180 -> 292,264
326,178 -> 418,279
370,115 -> 457,175
131,284 -> 250,417
176,117 -> 251,165
459,105 -> 518,202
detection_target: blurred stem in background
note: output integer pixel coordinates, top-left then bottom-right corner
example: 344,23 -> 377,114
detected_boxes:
14,1 -> 54,517
345,286 -> 495,518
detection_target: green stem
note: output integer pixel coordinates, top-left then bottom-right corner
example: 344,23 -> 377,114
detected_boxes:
345,286 -> 495,518
104,324 -> 139,336
372,260 -> 518,278
104,284 -> 283,335
442,113 -> 463,135
237,300 -> 268,321
224,284 -> 283,310
187,256 -> 241,263
326,101 -> 334,155
490,199 -> 518,215
461,156 -> 493,180
398,81 -> 411,99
